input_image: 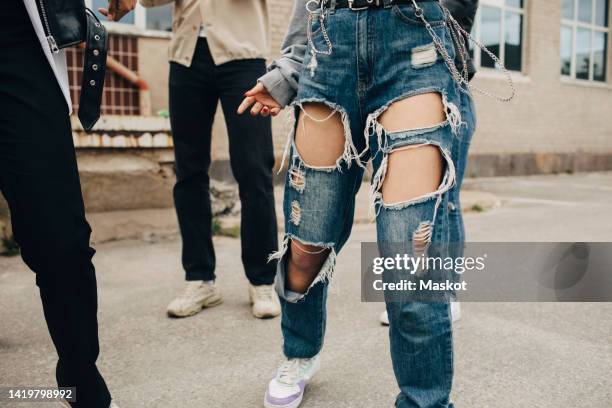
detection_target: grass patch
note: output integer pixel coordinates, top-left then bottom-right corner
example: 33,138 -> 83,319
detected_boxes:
218,225 -> 240,238
1,237 -> 20,257
470,204 -> 485,213
212,217 -> 240,238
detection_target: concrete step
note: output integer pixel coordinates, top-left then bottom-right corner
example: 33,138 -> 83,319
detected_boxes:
1,183 -> 499,249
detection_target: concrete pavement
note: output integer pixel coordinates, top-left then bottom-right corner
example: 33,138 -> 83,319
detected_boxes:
77,182 -> 501,245
1,172 -> 612,408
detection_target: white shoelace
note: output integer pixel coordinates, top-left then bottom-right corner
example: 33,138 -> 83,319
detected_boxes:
277,359 -> 301,385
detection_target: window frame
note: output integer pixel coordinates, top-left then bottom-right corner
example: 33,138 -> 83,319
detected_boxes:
85,1 -> 173,35
561,0 -> 610,83
472,0 -> 527,73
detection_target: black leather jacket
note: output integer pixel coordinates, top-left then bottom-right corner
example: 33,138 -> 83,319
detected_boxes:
35,0 -> 108,131
35,0 -> 87,52
442,0 -> 479,80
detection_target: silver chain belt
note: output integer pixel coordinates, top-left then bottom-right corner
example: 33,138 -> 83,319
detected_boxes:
305,0 -> 516,102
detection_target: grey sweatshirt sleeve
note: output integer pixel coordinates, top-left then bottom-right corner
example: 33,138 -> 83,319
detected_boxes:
258,0 -> 308,108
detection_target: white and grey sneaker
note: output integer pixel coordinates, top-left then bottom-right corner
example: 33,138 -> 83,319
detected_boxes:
379,309 -> 389,326
166,280 -> 222,318
249,283 -> 281,319
450,301 -> 461,321
264,355 -> 320,408
379,302 -> 462,326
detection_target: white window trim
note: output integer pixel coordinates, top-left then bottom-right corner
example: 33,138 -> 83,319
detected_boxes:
561,0 -> 609,82
472,0 -> 526,73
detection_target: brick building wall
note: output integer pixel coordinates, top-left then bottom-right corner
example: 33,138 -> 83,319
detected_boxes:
466,0 -> 612,175
77,1 -> 612,176
262,0 -> 612,175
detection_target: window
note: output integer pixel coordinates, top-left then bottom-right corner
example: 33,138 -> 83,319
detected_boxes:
471,0 -> 525,72
67,35 -> 141,115
86,0 -> 173,33
561,0 -> 609,82
145,3 -> 173,32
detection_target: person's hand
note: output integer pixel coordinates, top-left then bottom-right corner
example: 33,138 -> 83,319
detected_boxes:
99,0 -> 136,22
237,83 -> 282,117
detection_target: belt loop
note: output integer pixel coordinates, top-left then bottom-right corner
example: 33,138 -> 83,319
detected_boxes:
383,0 -> 393,8
330,0 -> 337,12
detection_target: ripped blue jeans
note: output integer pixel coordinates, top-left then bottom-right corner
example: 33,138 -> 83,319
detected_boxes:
272,2 -> 474,407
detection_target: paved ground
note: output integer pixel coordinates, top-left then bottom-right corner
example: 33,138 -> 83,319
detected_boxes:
1,172 -> 611,408
79,181 -> 501,245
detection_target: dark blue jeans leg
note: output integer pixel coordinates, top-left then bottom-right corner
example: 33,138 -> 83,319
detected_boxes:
275,141 -> 364,358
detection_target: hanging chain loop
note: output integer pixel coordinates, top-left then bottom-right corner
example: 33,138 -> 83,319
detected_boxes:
306,0 -> 333,56
410,0 -> 516,102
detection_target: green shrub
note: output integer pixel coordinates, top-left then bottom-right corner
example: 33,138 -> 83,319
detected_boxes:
1,237 -> 20,257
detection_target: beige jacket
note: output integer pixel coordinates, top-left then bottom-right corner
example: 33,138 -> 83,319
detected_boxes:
139,0 -> 270,67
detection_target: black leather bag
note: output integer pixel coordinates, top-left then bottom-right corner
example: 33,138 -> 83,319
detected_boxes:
38,0 -> 108,131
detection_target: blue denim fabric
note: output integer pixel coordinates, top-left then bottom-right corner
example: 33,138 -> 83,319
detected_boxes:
272,3 -> 474,407
448,91 -> 477,248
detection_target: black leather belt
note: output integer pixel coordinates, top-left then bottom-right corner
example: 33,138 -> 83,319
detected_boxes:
327,0 -> 438,10
78,10 -> 108,132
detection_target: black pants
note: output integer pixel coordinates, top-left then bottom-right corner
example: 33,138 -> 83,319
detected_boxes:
169,39 -> 278,285
0,2 -> 110,407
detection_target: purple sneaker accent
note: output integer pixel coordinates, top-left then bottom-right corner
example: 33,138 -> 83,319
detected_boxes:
265,380 -> 305,407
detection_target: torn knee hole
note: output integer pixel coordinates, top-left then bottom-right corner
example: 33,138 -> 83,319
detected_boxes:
288,239 -> 330,277
291,239 -> 329,256
295,102 -> 354,168
287,238 -> 336,293
378,92 -> 446,133
380,144 -> 446,204
269,235 -> 337,298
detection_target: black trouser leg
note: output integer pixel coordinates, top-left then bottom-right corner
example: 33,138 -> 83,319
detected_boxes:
0,6 -> 110,406
169,39 -> 278,285
169,42 -> 219,281
218,59 -> 278,286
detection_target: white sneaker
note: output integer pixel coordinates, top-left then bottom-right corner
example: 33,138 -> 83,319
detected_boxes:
379,309 -> 390,326
166,281 -> 222,318
450,301 -> 461,321
264,355 -> 321,408
379,302 -> 462,326
249,283 -> 281,319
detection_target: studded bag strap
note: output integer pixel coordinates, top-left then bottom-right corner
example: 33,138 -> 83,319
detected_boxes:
78,9 -> 108,132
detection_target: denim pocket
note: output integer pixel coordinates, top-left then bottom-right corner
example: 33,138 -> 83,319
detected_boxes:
392,4 -> 446,27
